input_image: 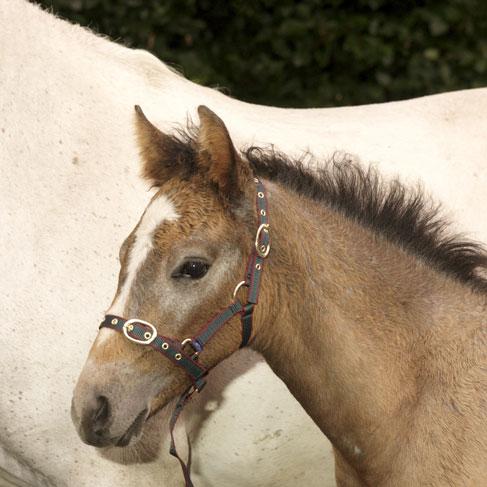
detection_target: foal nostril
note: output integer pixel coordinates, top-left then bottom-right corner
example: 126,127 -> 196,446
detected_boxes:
93,395 -> 109,426
79,395 -> 112,446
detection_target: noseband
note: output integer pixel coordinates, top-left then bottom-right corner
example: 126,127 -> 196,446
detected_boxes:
98,178 -> 270,485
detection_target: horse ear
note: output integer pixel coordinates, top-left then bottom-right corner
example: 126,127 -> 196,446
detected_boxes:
134,105 -> 189,186
197,105 -> 251,201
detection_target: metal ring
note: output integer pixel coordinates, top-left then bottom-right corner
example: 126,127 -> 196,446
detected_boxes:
255,223 -> 271,258
260,209 -> 266,216
255,263 -> 262,270
181,338 -> 200,358
123,319 -> 157,345
232,280 -> 248,299
111,318 -> 118,325
174,353 -> 182,361
161,342 -> 169,350
257,192 -> 264,198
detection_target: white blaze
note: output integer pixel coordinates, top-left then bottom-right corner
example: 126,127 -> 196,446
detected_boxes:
97,194 -> 179,345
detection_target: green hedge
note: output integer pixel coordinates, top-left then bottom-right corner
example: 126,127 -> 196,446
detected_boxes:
39,0 -> 487,108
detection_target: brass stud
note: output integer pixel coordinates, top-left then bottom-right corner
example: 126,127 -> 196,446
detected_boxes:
127,324 -> 134,332
111,318 -> 118,325
260,245 -> 267,253
161,342 -> 169,350
255,263 -> 262,270
260,209 -> 266,216
258,192 -> 264,198
175,353 -> 182,361
144,332 -> 152,340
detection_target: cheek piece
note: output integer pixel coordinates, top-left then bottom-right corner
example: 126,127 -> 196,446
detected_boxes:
98,178 -> 271,486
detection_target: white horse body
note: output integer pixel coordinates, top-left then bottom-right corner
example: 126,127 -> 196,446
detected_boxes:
1,1 -> 486,486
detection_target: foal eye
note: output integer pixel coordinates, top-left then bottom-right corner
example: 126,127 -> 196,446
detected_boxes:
172,261 -> 210,279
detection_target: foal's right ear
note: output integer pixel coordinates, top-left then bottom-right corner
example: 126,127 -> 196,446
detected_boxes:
134,105 -> 192,186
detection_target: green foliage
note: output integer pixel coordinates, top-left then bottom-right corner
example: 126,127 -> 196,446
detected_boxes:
39,0 -> 487,107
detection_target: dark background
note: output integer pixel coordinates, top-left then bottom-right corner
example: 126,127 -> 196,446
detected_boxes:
38,0 -> 487,108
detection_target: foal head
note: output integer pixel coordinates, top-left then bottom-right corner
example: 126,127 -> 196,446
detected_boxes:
72,106 -> 262,448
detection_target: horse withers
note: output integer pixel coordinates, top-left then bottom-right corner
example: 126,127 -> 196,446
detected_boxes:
72,106 -> 487,486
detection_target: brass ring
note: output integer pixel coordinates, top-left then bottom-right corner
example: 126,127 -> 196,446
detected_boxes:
161,342 -> 169,350
232,280 -> 248,299
175,353 -> 182,361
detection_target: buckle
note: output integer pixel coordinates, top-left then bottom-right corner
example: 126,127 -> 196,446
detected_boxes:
187,377 -> 206,395
255,223 -> 270,258
181,338 -> 201,358
123,319 -> 157,345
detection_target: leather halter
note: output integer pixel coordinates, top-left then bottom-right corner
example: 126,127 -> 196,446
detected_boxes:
98,178 -> 270,485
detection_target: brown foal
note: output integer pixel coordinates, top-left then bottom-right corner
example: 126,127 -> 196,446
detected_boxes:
72,105 -> 487,486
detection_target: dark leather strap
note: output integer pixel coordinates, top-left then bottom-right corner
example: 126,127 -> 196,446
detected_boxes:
193,300 -> 244,348
240,303 -> 254,348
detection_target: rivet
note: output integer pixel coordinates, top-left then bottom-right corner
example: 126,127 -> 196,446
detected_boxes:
175,353 -> 182,361
144,332 -> 152,340
255,263 -> 262,270
258,192 -> 264,198
162,342 -> 169,350
111,318 -> 118,325
260,245 -> 267,253
260,209 -> 266,216
127,324 -> 134,332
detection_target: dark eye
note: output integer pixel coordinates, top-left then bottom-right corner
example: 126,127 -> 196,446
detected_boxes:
172,260 -> 210,279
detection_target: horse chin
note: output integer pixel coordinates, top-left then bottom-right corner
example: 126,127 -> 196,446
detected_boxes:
114,407 -> 148,447
99,404 -> 168,464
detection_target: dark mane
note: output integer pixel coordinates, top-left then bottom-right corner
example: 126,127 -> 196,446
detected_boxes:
245,146 -> 487,292
154,126 -> 487,292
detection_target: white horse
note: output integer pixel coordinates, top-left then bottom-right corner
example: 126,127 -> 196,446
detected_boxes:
1,1 -> 486,486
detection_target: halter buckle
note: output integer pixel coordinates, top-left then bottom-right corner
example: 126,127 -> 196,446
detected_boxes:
255,223 -> 270,258
123,319 -> 157,345
181,338 -> 201,358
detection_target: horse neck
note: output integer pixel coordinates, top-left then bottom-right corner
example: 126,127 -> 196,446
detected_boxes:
252,182 -> 486,483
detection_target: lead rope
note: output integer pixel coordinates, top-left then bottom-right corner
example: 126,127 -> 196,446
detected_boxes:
99,179 -> 270,487
169,388 -> 195,487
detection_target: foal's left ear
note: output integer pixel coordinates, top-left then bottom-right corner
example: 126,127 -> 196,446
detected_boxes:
197,106 -> 252,202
